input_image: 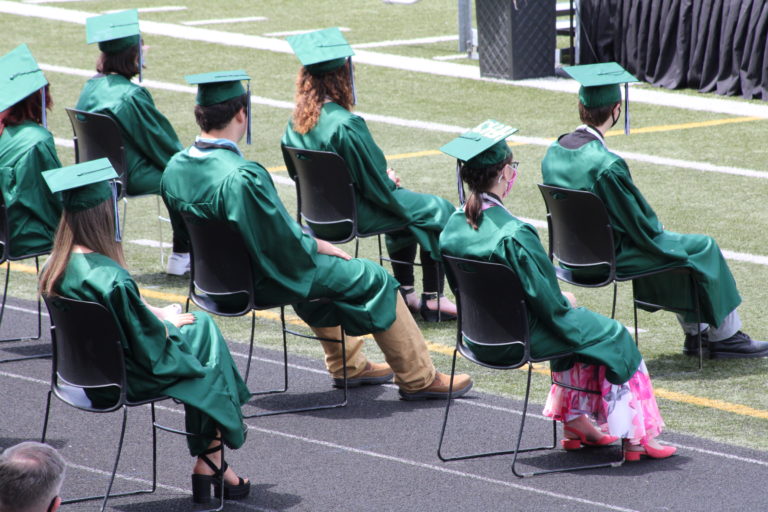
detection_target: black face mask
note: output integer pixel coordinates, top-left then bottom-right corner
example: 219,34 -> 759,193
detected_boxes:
610,105 -> 621,128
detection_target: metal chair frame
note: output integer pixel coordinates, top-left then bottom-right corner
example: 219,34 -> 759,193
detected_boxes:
65,108 -> 169,267
41,296 -> 224,511
437,255 -> 625,477
538,184 -> 704,369
281,144 -> 444,319
0,193 -> 50,360
181,213 -> 348,418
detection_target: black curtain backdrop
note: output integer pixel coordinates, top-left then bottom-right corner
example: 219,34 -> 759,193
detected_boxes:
577,0 -> 768,100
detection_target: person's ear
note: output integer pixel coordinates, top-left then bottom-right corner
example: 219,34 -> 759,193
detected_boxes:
49,496 -> 62,512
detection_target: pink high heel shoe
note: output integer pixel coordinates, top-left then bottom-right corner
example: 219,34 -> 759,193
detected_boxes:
624,440 -> 677,461
561,425 -> 619,451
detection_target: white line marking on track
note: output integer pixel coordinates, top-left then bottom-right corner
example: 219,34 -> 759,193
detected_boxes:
8,1 -> 768,118
182,15 -> 267,26
352,34 -> 458,49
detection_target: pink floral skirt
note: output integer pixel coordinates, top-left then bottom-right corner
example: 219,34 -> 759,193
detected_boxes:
542,360 -> 665,444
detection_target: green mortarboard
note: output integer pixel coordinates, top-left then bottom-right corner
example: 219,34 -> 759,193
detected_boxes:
42,158 -> 119,213
186,70 -> 252,144
186,70 -> 250,106
563,62 -> 639,134
440,120 -> 518,204
0,44 -> 48,114
86,9 -> 141,55
440,120 -> 518,168
286,28 -> 355,75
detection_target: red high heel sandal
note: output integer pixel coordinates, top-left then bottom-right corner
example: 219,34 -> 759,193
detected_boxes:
624,441 -> 677,461
561,425 -> 619,451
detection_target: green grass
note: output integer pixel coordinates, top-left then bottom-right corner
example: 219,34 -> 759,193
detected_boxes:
2,0 -> 768,451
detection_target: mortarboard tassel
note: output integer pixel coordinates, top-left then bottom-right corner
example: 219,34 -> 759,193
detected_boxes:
138,42 -> 143,83
456,160 -> 465,205
624,82 -> 630,135
246,81 -> 252,145
349,57 -> 357,106
40,88 -> 47,129
111,181 -> 122,242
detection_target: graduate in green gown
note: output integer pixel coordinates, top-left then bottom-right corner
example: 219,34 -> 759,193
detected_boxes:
75,10 -> 190,276
440,126 -> 674,460
541,63 -> 768,360
162,70 -> 472,401
39,159 -> 251,503
0,44 -> 62,259
281,28 -> 457,322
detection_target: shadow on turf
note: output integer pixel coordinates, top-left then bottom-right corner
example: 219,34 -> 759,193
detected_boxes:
646,353 -> 768,380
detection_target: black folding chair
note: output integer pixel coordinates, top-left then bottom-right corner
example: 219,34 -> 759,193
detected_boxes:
438,255 -> 625,477
181,213 -> 348,418
538,184 -> 703,369
41,295 -> 225,511
0,193 -> 49,360
65,108 -> 169,266
281,144 -> 444,318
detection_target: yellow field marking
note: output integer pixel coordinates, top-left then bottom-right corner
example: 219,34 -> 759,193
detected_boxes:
9,248 -> 768,421
606,116 -> 763,137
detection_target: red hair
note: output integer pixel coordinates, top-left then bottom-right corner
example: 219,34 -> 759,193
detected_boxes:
3,84 -> 53,126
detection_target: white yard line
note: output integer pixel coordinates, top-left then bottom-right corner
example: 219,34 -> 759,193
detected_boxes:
182,15 -> 267,26
105,6 -> 188,14
6,1 -> 768,118
352,34 -> 457,49
263,27 -> 350,37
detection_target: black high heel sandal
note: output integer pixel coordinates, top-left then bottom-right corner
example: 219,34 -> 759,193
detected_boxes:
419,292 -> 457,323
191,442 -> 251,503
399,286 -> 420,314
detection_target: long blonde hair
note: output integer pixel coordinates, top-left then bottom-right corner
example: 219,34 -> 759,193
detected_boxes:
39,200 -> 126,297
291,64 -> 354,134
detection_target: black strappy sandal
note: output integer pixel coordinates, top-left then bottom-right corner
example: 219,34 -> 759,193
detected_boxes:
399,286 -> 420,314
191,442 -> 250,503
419,292 -> 457,323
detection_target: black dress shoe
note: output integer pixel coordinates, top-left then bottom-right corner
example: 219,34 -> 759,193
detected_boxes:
708,331 -> 768,359
683,331 -> 708,356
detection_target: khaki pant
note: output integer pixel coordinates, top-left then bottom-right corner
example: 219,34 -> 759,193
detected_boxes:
310,294 -> 435,392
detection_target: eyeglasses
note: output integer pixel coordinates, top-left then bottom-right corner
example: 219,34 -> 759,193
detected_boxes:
509,161 -> 519,171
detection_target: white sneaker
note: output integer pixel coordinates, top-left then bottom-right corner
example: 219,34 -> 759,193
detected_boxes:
166,252 -> 190,276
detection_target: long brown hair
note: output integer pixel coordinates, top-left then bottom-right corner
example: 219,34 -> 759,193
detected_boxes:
39,199 -> 126,297
96,44 -> 139,80
3,84 -> 53,126
460,155 -> 513,230
291,63 -> 354,134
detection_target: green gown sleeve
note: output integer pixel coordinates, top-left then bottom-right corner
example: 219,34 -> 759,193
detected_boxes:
112,87 -> 183,170
332,115 -> 408,217
594,161 -> 687,262
105,278 -> 207,383
222,164 -> 319,299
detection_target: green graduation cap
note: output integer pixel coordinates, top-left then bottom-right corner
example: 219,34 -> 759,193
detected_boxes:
287,28 -> 355,75
563,62 -> 639,134
86,9 -> 140,54
185,70 -> 252,144
0,44 -> 49,125
439,120 -> 518,204
42,158 -> 122,241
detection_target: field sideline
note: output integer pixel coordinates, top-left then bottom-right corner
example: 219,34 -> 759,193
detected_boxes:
1,0 -> 768,456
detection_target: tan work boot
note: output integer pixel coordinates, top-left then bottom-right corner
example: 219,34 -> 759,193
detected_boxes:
333,361 -> 394,389
398,371 -> 472,401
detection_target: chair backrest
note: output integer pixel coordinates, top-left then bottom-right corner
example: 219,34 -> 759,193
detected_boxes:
181,212 -> 257,315
537,184 -> 616,277
43,295 -> 127,410
280,144 -> 358,243
443,255 -> 531,368
65,108 -> 128,195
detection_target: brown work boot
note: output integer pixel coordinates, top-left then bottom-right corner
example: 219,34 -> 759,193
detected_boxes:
333,361 -> 394,388
398,372 -> 473,401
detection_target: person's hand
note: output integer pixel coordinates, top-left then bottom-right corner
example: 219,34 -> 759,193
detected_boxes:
166,312 -> 196,328
315,238 -> 352,260
562,291 -> 577,307
386,168 -> 401,187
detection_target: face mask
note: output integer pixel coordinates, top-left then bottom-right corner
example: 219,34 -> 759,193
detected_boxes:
499,166 -> 518,199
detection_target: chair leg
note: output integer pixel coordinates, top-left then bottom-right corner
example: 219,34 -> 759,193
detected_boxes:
41,389 -> 53,442
245,309 -> 347,418
611,280 -> 618,319
0,257 -> 51,360
243,311 -> 258,384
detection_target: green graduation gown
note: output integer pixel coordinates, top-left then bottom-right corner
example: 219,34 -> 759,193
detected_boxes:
161,143 -> 400,335
0,121 -> 62,259
281,102 -> 455,260
541,127 -> 740,326
54,252 -> 250,455
75,74 -> 183,196
439,203 -> 641,385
